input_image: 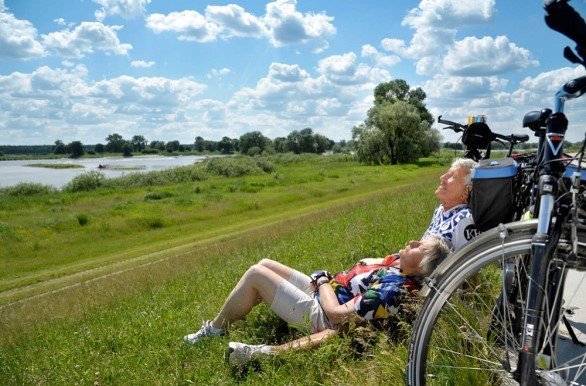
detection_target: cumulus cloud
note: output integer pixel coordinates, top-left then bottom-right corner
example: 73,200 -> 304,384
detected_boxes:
205,4 -> 266,38
403,0 -> 495,29
0,11 -> 45,59
42,22 -> 132,58
361,44 -> 400,67
131,60 -> 155,68
444,36 -> 539,76
263,0 -> 335,49
207,68 -> 231,79
145,0 -> 335,50
92,0 -> 152,21
0,65 -> 208,144
146,10 -> 221,42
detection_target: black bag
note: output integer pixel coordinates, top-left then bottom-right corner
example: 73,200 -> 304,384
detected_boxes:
463,122 -> 493,150
470,158 -> 518,232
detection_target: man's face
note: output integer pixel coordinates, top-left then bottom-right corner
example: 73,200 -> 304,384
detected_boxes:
435,166 -> 469,210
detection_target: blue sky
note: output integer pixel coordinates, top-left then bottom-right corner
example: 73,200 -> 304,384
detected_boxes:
1,0 -> 585,146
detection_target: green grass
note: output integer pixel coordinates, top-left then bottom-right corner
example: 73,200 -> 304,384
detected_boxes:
26,163 -> 85,169
0,155 -> 445,385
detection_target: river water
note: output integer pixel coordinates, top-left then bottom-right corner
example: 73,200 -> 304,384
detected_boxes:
0,155 -> 210,189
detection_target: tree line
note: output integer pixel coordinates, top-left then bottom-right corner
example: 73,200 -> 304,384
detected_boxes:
12,128 -> 345,159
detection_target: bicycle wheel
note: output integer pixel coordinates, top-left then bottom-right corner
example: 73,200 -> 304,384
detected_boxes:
407,220 -> 586,386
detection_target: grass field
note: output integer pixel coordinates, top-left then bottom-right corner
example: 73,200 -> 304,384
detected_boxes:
0,154 -> 446,384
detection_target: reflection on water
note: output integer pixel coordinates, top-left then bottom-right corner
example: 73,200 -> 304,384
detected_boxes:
0,155 -> 210,189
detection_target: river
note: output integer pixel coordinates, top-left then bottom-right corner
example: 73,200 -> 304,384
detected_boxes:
0,155 -> 210,189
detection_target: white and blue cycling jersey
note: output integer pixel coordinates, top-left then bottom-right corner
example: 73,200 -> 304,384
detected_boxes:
422,204 -> 479,251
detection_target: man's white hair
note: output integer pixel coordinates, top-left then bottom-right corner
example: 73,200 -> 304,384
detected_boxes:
451,158 -> 478,188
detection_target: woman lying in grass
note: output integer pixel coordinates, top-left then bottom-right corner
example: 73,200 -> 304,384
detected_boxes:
183,158 -> 476,366
183,235 -> 450,367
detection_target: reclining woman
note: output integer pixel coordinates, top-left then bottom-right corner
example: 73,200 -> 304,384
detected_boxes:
183,158 -> 478,366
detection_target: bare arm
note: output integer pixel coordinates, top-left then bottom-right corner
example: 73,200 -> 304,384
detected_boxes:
316,282 -> 361,325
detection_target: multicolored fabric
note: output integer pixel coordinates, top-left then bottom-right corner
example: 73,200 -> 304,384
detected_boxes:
422,204 -> 479,251
326,255 -> 418,321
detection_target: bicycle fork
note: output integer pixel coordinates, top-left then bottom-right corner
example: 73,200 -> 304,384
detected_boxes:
515,184 -> 568,384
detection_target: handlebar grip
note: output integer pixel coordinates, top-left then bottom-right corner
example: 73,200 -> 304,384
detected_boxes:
545,0 -> 586,60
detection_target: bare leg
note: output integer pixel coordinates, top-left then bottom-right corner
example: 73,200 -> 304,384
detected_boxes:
211,264 -> 284,330
268,329 -> 338,353
258,258 -> 296,280
258,258 -> 313,294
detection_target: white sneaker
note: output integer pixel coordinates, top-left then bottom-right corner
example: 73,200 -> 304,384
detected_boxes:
183,320 -> 224,345
227,342 -> 271,367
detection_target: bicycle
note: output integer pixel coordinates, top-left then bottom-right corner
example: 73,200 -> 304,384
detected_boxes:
407,1 -> 586,385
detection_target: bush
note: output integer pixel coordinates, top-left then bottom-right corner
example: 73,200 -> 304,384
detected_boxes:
205,157 -> 269,177
1,182 -> 57,196
144,191 -> 174,201
64,171 -> 105,192
76,213 -> 89,226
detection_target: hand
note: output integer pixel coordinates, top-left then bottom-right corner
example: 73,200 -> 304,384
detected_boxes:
310,270 -> 332,284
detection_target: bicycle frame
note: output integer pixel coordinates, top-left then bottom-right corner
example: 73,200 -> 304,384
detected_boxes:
516,75 -> 586,384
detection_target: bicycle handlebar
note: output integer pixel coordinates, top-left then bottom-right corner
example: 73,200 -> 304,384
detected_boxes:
545,0 -> 586,66
437,115 -> 466,132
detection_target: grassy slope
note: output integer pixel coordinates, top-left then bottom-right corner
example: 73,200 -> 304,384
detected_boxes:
0,158 -> 443,385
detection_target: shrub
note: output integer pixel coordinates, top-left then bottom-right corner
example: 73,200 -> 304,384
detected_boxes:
144,191 -> 174,201
205,157 -> 264,177
76,213 -> 89,226
64,171 -> 105,192
1,182 -> 57,196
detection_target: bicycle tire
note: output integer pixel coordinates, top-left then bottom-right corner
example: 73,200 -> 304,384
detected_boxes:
407,220 -> 586,385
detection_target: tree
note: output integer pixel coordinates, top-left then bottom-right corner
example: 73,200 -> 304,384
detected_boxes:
53,140 -> 67,155
67,141 -> 85,158
353,125 -> 391,165
122,142 -> 133,157
149,140 -> 165,151
94,143 -> 105,153
239,131 -> 269,155
366,100 -> 425,164
165,140 -> 180,152
313,134 -> 334,154
194,136 -> 205,152
218,136 -> 235,154
131,135 -> 147,152
285,130 -> 302,154
106,133 -> 125,153
299,128 -> 315,153
273,137 -> 287,153
373,79 -> 433,124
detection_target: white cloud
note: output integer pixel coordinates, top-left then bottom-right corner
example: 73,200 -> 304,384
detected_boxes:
207,68 -> 231,79
205,4 -> 266,38
361,44 -> 400,68
444,36 -> 539,76
380,38 -> 406,54
0,65 -> 209,144
92,0 -> 151,21
0,11 -> 45,59
145,0 -> 335,50
403,0 -> 495,29
263,0 -> 335,48
424,74 -> 508,101
131,60 -> 155,68
54,18 -> 66,26
42,22 -> 132,58
146,10 -> 221,42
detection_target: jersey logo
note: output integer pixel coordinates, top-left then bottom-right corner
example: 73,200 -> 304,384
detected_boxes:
464,225 -> 480,241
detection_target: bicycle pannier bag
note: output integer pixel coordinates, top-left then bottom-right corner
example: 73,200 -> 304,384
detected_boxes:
470,158 -> 518,232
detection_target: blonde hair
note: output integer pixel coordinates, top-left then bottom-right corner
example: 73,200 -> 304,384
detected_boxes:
419,235 -> 451,276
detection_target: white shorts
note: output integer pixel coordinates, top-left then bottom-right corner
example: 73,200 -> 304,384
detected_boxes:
270,271 -> 332,333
